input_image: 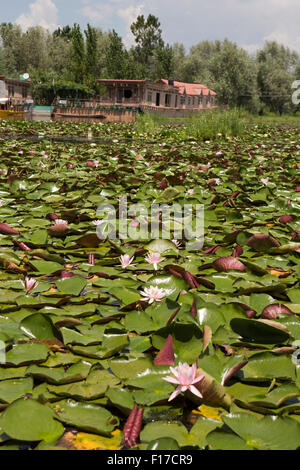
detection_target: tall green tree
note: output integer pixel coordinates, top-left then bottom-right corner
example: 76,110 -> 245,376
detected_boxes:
0,23 -> 25,75
70,23 -> 85,82
153,43 -> 174,79
130,14 -> 164,75
257,41 -> 298,114
208,39 -> 259,111
84,24 -> 98,85
104,29 -> 127,78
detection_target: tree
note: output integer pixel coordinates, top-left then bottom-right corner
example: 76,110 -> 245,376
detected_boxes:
47,34 -> 72,76
22,27 -> 50,72
84,24 -> 98,86
104,30 -> 127,79
0,23 -> 25,75
130,14 -> 164,75
208,39 -> 259,111
70,24 -> 85,82
257,41 -> 299,114
53,25 -> 72,42
153,43 -> 174,79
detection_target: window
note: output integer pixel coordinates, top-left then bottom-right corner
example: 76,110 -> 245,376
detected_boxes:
147,92 -> 152,102
187,97 -> 191,105
8,85 -> 14,97
165,93 -> 171,107
198,96 -> 202,106
180,96 -> 185,105
192,97 -> 195,105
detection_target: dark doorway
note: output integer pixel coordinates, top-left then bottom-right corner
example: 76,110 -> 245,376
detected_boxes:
124,89 -> 133,99
156,92 -> 160,106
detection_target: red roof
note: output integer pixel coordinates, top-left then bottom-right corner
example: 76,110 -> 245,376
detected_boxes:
158,79 -> 216,96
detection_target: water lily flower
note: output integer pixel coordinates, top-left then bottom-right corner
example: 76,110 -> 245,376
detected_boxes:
260,178 -> 269,185
186,189 -> 194,195
145,252 -> 165,270
130,219 -> 140,227
21,277 -> 38,291
86,160 -> 99,167
54,219 -> 68,226
140,286 -> 165,304
120,254 -> 135,268
172,239 -> 182,248
163,362 -> 205,401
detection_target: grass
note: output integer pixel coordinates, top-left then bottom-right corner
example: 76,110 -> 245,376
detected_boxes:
136,108 -> 246,140
135,108 -> 300,141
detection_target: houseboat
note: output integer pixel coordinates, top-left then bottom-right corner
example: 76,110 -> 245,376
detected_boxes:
52,78 -> 217,123
0,75 -> 33,121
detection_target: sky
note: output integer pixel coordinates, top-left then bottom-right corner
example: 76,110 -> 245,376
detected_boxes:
1,0 -> 300,53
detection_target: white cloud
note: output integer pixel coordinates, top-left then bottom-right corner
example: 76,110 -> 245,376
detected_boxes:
79,0 -> 144,48
16,0 -> 58,32
117,4 -> 144,48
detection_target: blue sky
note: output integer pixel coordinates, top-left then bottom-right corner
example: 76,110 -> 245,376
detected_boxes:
1,0 -> 300,53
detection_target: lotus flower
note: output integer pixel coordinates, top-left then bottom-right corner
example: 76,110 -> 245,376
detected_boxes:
92,220 -> 102,226
130,219 -> 139,227
145,252 -> 165,270
140,286 -> 165,304
186,189 -> 194,195
261,304 -> 294,319
21,277 -> 38,291
213,257 -> 246,272
120,254 -> 134,268
163,362 -> 205,401
172,239 -> 182,248
86,160 -> 99,167
49,219 -> 69,237
54,219 -> 68,226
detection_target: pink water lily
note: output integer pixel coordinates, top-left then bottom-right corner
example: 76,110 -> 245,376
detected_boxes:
260,178 -> 269,185
186,189 -> 194,195
120,254 -> 135,268
140,286 -> 165,304
21,277 -> 39,291
54,219 -> 68,226
172,239 -> 182,248
163,362 -> 205,401
86,160 -> 99,167
145,252 -> 165,270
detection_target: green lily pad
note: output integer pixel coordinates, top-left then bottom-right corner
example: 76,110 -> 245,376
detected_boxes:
223,412 -> 300,450
5,342 -> 50,366
51,399 -> 119,436
0,398 -> 64,443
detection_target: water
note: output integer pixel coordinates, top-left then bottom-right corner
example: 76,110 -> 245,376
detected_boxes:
0,133 -> 114,145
